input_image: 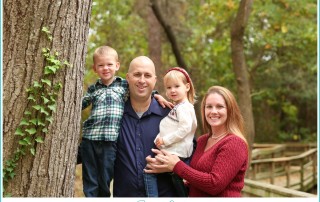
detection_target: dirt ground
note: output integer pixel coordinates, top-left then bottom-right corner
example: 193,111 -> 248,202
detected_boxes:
74,165 -> 84,197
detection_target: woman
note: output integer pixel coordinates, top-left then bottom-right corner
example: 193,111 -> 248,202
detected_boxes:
145,86 -> 248,197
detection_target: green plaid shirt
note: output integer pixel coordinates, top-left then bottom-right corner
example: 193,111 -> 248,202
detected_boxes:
82,77 -> 129,141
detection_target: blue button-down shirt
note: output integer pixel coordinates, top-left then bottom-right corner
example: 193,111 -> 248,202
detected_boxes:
113,98 -> 177,197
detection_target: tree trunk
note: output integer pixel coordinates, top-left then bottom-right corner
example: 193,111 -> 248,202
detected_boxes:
231,0 -> 255,158
3,0 -> 92,196
147,2 -> 164,94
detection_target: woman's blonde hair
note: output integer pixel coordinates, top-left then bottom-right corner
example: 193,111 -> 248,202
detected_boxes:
163,67 -> 196,104
201,86 -> 247,144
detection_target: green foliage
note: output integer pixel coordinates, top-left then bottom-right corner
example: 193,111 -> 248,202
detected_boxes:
3,27 -> 69,194
86,0 -> 317,143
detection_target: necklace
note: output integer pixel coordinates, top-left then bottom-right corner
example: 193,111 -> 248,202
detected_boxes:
210,131 -> 228,140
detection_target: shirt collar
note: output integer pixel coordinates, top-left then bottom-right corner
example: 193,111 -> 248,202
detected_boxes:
124,97 -> 169,118
95,76 -> 122,86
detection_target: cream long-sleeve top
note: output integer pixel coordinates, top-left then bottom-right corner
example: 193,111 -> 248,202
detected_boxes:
155,101 -> 197,158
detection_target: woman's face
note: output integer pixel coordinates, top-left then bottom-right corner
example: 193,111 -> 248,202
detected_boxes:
204,93 -> 227,129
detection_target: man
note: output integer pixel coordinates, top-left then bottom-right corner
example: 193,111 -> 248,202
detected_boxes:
113,56 -> 177,197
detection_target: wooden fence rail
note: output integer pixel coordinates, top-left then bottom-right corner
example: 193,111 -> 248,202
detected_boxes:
243,179 -> 317,197
248,147 -> 317,192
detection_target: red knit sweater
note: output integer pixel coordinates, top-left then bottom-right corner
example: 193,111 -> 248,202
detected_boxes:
173,133 -> 248,197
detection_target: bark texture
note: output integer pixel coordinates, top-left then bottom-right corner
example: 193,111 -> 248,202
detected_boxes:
231,0 -> 255,157
3,0 -> 92,196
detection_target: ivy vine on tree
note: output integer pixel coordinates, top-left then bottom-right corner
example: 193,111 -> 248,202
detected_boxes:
2,27 -> 71,196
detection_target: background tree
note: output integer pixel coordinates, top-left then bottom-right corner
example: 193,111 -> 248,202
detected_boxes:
231,0 -> 255,154
3,0 -> 92,196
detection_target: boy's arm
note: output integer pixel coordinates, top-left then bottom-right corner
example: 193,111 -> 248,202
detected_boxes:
153,93 -> 174,109
82,86 -> 94,110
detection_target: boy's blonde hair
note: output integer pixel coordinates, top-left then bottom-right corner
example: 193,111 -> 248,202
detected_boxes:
163,67 -> 196,104
93,46 -> 118,63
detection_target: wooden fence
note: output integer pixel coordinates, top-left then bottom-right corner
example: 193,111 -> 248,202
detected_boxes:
247,143 -> 317,192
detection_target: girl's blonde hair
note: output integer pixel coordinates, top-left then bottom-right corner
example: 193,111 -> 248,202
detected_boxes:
201,86 -> 247,145
163,67 -> 196,104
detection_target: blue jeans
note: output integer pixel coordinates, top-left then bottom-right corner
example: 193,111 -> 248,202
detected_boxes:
81,138 -> 117,197
144,157 -> 191,197
144,173 -> 158,197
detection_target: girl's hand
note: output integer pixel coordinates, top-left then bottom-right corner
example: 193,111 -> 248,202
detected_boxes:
144,149 -> 181,173
154,94 -> 174,109
155,137 -> 164,148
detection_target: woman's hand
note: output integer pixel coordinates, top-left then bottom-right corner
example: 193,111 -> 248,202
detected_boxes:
144,149 -> 181,174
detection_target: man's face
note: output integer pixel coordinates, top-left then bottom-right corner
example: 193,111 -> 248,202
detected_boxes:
126,60 -> 157,101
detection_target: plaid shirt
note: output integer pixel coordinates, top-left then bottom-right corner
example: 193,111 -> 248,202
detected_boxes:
82,77 -> 129,141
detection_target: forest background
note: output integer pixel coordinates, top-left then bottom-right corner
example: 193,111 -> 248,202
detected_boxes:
83,0 -> 317,144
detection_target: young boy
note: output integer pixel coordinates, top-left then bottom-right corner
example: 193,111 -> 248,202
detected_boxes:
80,46 -> 169,197
81,46 -> 127,197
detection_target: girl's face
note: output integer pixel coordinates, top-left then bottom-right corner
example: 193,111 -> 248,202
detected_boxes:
165,78 -> 190,104
204,93 -> 228,129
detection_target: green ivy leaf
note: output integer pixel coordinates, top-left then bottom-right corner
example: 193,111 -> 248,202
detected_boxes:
26,128 -> 37,135
19,139 -> 28,146
44,66 -> 53,75
29,119 -> 38,125
41,79 -> 51,86
33,105 -> 41,110
42,128 -> 48,133
35,136 -> 44,143
27,94 -> 36,102
14,128 -> 25,136
6,167 -> 14,173
26,87 -> 34,93
19,119 -> 29,126
54,83 -> 63,91
46,116 -> 53,123
41,96 -> 50,104
24,111 -> 32,115
41,27 -> 50,34
30,148 -> 35,156
48,104 -> 56,112
40,108 -> 49,115
42,47 -> 49,54
38,120 -> 45,127
5,160 -> 12,166
33,81 -> 42,88
64,61 -> 71,67
9,172 -> 16,179
23,137 -> 32,145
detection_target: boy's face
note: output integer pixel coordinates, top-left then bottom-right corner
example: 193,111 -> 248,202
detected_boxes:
93,55 -> 120,85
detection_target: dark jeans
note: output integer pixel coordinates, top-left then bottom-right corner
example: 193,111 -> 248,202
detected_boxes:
81,138 -> 117,197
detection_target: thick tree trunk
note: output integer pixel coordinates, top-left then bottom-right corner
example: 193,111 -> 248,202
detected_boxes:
3,0 -> 92,196
231,0 -> 255,158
